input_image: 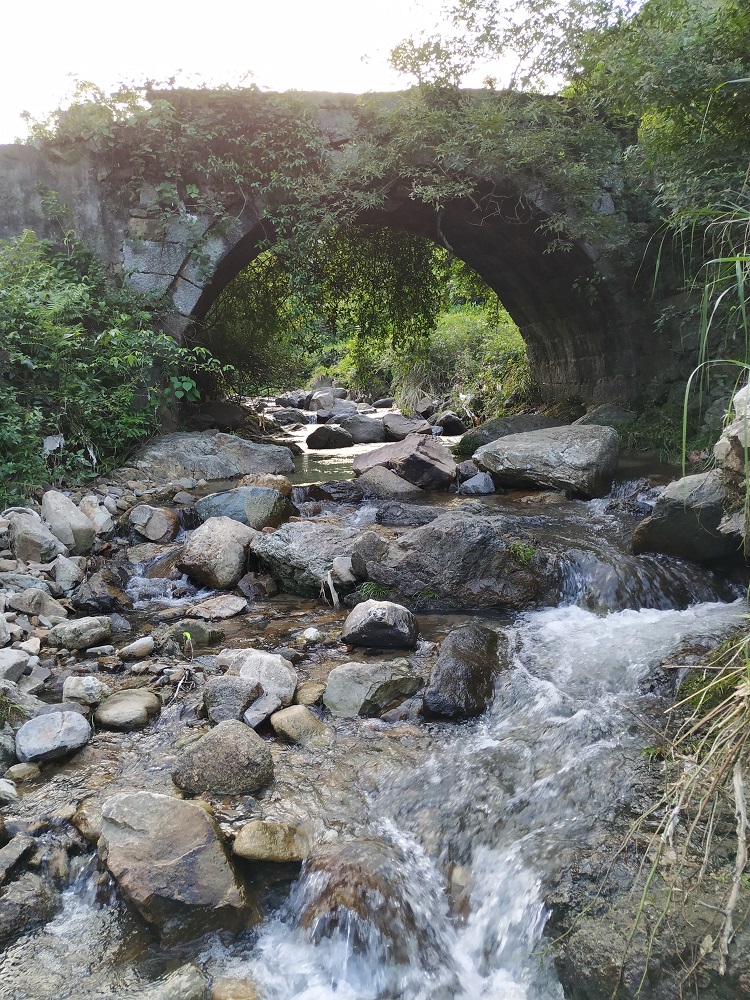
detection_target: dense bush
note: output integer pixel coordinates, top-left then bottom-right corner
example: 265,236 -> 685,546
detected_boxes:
0,231 -> 227,506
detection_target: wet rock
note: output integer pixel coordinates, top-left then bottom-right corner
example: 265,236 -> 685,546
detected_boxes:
177,516 -> 256,589
8,511 -> 68,562
187,594 -> 248,620
7,588 -> 68,619
118,635 -> 155,660
382,413 -> 431,440
0,872 -> 60,945
474,425 -> 619,498
341,599 -> 418,649
171,720 -> 274,795
41,490 -> 96,553
0,649 -> 30,684
62,675 -> 112,706
375,501 -> 440,527
351,513 -> 552,610
219,648 -> 297,707
99,791 -> 247,940
356,467 -> 423,500
72,797 -> 102,843
129,504 -> 182,543
195,486 -> 297,530
424,623 -> 508,719
336,413 -> 387,443
0,834 -> 34,882
435,411 -> 468,435
70,568 -> 132,614
203,676 -> 263,724
296,839 -> 444,969
306,425 -> 354,449
270,705 -> 332,748
128,430 -> 294,481
632,470 -> 738,563
211,976 -> 261,1000
47,615 -> 112,650
144,963 -> 208,1000
15,711 -> 92,762
458,472 -> 495,495
94,688 -> 161,729
237,572 -> 278,600
323,658 -> 422,717
5,763 -> 40,783
233,820 -> 308,863
458,412 -> 562,453
353,435 -> 457,490
244,521 -> 362,596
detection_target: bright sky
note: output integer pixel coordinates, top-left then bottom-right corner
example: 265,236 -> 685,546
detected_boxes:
0,0 -> 448,143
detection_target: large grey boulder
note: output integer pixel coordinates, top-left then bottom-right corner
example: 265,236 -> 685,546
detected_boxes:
341,600 -> 418,649
474,425 -> 619,498
273,407 -> 307,426
458,413 -> 562,454
47,615 -> 112,650
306,425 -> 354,449
15,711 -> 91,762
309,390 -> 336,412
382,413 -> 431,440
424,623 -> 509,719
8,511 -> 67,562
129,430 -> 294,482
99,791 -> 247,939
177,516 -> 255,588
336,413 -> 387,444
41,490 -> 96,554
323,658 -> 422,717
356,467 -> 423,500
195,486 -> 297,530
353,434 -> 457,490
351,512 -> 553,610
632,470 -> 738,563
171,719 -> 274,795
245,520 -> 362,595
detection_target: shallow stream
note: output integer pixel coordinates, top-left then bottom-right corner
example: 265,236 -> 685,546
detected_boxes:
2,447 -> 747,1000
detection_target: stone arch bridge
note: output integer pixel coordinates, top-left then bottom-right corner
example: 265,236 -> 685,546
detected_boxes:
0,91 -> 670,405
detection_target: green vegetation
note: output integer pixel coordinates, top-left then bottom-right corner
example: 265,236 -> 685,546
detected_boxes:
355,581 -> 393,602
0,230 -> 227,506
509,540 -> 536,565
0,693 -> 27,726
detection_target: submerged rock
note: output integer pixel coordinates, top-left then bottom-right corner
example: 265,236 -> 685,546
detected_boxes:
0,872 -> 61,946
341,599 -> 418,649
233,819 -> 308,863
171,719 -> 274,795
424,623 -> 509,719
99,790 -> 247,940
474,425 -> 619,498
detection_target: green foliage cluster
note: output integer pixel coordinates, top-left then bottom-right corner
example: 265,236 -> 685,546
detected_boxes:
0,231 -> 227,506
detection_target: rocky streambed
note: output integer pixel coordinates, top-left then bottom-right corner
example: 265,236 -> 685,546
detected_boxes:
0,407 -> 748,1000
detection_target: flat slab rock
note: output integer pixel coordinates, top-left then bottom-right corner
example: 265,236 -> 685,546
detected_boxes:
94,689 -> 161,729
129,430 -> 294,482
353,434 -> 456,490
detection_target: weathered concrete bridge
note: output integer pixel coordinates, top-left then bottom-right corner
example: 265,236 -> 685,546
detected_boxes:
0,91 -> 669,404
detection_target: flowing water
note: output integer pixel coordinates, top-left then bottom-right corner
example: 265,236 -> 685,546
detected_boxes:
1,466 -> 747,1000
